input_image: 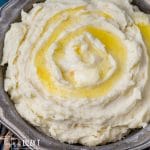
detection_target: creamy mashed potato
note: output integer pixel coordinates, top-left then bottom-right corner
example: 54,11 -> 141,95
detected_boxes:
2,0 -> 150,146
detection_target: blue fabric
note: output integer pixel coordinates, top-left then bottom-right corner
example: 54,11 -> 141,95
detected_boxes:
0,0 -> 9,6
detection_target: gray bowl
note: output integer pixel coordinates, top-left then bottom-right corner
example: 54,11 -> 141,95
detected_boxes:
0,0 -> 150,150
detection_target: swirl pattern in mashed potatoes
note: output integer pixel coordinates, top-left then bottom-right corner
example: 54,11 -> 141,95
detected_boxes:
2,0 -> 150,146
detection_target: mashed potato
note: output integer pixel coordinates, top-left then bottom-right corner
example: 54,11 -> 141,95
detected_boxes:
2,0 -> 150,146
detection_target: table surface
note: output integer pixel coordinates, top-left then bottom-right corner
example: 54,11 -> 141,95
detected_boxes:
0,0 -> 9,6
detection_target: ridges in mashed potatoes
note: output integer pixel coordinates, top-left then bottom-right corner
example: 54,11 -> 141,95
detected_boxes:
2,0 -> 150,146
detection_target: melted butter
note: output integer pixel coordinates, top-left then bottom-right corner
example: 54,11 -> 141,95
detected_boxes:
35,7 -> 126,99
96,11 -> 112,19
138,24 -> 150,56
81,11 -> 111,19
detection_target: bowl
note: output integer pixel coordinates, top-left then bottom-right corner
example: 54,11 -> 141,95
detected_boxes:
0,0 -> 150,149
